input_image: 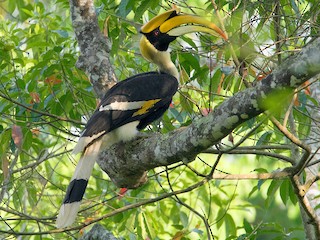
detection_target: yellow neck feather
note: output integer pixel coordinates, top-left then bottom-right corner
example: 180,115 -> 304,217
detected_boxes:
140,36 -> 179,79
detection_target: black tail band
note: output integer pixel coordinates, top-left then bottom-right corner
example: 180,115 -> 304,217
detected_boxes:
63,179 -> 88,204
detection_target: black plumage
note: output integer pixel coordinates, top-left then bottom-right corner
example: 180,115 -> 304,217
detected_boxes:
82,71 -> 178,140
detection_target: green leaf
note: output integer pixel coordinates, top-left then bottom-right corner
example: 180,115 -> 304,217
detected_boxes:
254,168 -> 269,173
142,212 -> 154,238
230,9 -> 243,32
27,181 -> 37,206
8,1 -> 16,14
26,78 -> 38,92
22,129 -> 33,150
288,180 -> 298,205
293,103 -> 311,138
280,179 -> 289,205
256,131 -> 273,146
118,0 -> 133,18
209,69 -> 222,97
243,218 -> 253,233
113,212 -> 124,223
181,53 -> 200,73
179,91 -> 194,114
216,208 -> 225,230
306,94 -> 319,107
266,180 -> 282,208
259,88 -> 293,114
0,128 -> 12,156
180,211 -> 189,228
225,213 -> 236,237
134,0 -> 153,21
248,185 -> 258,198
20,8 -> 33,17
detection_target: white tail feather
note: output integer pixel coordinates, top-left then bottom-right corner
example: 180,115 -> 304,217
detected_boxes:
72,131 -> 105,155
56,202 -> 81,228
72,141 -> 102,181
56,123 -> 139,228
56,141 -> 102,228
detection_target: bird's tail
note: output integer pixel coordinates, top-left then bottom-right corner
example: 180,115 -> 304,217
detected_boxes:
56,141 -> 102,228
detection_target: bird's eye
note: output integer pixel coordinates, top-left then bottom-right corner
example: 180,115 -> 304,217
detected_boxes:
153,29 -> 160,36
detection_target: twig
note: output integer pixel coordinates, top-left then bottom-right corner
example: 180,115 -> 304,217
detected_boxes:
282,97 -> 295,127
165,168 -> 214,240
11,150 -> 72,174
203,148 -> 295,164
219,114 -> 269,154
211,171 -> 290,180
273,0 -> 282,64
0,178 -> 210,235
290,175 -> 320,235
303,173 -> 320,194
208,153 -> 222,177
270,115 -> 311,175
0,92 -> 82,125
211,0 -> 240,66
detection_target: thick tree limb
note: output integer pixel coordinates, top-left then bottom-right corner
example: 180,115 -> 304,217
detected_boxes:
97,38 -> 320,188
69,0 -> 117,98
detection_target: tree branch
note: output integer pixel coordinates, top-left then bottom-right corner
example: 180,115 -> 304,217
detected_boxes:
290,175 -> 320,237
270,115 -> 311,175
211,171 -> 290,180
97,37 -> 320,188
69,0 -> 117,98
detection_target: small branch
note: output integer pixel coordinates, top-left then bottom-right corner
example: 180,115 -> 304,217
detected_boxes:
77,177 -> 204,229
208,153 -> 222,177
270,115 -> 311,175
0,206 -> 54,224
211,171 -> 290,180
304,173 -> 320,193
273,0 -> 282,64
0,92 -> 82,125
11,150 -> 70,174
165,169 -> 214,240
290,175 -> 320,235
211,0 -> 240,67
219,144 -> 292,150
204,148 -> 295,164
220,115 -> 268,153
282,97 -> 295,127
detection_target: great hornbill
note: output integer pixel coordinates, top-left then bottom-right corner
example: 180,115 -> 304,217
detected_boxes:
56,8 -> 227,228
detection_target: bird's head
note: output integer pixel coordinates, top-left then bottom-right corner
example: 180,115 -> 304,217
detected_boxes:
140,9 -> 227,79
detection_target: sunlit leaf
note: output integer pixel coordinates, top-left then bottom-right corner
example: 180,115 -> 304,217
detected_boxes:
256,131 -> 272,146
266,180 -> 282,208
279,180 -> 289,206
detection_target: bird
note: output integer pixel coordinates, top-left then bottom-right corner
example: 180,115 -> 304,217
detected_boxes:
56,8 -> 227,228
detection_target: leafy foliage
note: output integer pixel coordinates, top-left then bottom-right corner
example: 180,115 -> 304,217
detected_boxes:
0,0 -> 319,239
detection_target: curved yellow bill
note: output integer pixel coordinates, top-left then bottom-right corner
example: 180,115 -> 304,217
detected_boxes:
160,15 -> 228,40
141,9 -> 180,33
166,25 -> 224,39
